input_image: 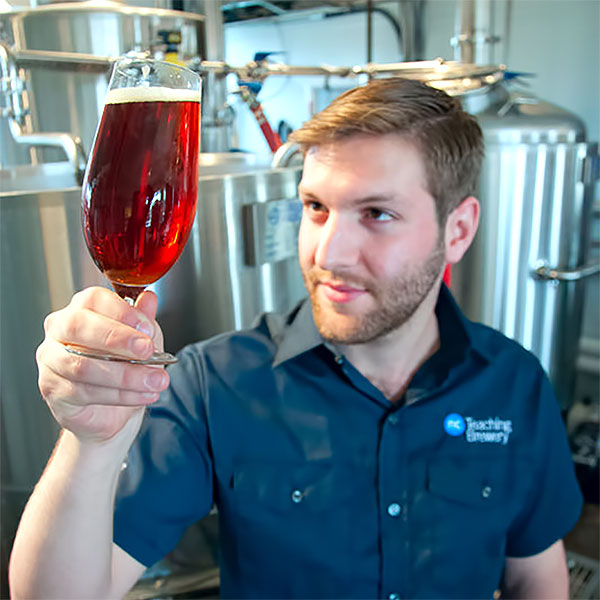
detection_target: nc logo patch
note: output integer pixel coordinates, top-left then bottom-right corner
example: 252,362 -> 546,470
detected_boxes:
444,413 -> 466,436
444,413 -> 513,445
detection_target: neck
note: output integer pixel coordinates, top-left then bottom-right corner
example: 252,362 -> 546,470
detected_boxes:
339,284 -> 442,402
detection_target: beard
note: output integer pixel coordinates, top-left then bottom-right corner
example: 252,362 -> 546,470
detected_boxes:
303,238 -> 446,345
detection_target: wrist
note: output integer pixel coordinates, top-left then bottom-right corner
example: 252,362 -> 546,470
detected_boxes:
58,427 -> 135,481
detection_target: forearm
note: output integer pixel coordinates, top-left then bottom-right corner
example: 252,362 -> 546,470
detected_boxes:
9,428 -> 134,599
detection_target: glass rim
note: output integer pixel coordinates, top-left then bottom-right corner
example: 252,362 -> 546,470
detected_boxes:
111,55 -> 201,81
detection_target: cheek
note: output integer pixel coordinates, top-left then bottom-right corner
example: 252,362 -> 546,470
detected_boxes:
297,219 -> 314,267
364,225 -> 439,277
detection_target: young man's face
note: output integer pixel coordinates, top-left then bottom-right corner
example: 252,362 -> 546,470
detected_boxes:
298,133 -> 446,345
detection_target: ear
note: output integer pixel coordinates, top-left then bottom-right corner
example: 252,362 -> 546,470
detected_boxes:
444,196 -> 480,265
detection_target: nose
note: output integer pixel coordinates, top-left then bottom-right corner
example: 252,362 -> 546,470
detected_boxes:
314,212 -> 360,271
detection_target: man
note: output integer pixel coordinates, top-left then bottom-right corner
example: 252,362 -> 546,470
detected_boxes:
10,78 -> 581,599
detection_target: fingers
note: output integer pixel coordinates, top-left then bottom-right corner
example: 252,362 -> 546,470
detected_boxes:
67,287 -> 145,329
38,339 -> 170,407
36,287 -> 171,441
45,287 -> 165,360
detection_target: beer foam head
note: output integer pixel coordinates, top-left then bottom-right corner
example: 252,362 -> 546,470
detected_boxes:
106,86 -> 200,104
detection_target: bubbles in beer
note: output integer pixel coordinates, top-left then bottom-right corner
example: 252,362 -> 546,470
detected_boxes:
82,91 -> 200,289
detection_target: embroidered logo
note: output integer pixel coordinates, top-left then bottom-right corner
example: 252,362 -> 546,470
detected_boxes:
444,413 -> 466,436
444,414 -> 513,445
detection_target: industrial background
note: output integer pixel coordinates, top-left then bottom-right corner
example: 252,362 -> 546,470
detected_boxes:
1,0 -> 598,598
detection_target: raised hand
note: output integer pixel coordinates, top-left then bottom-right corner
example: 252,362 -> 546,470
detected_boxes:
36,287 -> 170,444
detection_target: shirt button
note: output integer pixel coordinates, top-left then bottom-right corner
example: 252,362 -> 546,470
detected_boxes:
388,413 -> 399,425
291,489 -> 303,503
482,486 -> 492,499
387,503 -> 402,517
334,355 -> 344,364
389,593 -> 401,600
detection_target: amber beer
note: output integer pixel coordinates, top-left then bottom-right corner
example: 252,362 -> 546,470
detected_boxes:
82,86 -> 200,298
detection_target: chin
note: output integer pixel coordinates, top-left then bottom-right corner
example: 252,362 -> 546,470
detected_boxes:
312,304 -> 382,345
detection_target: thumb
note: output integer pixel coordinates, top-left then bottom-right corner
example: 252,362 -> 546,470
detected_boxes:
134,290 -> 164,352
135,290 -> 158,321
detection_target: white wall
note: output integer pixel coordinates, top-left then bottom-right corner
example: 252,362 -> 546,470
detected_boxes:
225,4 -> 403,153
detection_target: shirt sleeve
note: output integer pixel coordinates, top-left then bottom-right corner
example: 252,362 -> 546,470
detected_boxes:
113,345 -> 214,567
505,372 -> 583,557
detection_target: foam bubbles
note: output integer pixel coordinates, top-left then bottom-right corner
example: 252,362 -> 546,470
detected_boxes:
106,86 -> 200,105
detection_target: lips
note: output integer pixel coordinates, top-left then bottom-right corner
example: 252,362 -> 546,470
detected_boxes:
318,281 -> 367,304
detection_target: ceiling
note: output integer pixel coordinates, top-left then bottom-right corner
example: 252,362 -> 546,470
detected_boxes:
219,0 -> 395,24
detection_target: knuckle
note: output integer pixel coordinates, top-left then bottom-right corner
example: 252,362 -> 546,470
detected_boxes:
103,326 -> 126,351
72,286 -> 105,309
62,311 -> 81,342
71,288 -> 92,307
69,354 -> 90,380
43,312 -> 54,334
35,342 -> 45,366
38,368 -> 57,401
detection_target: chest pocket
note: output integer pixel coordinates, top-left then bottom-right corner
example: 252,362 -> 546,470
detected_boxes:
426,455 -> 512,507
231,461 -> 358,513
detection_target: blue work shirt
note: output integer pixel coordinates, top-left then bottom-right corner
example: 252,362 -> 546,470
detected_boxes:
114,285 -> 582,599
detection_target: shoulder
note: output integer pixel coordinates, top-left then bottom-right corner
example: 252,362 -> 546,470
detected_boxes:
175,307 -> 295,376
467,320 -> 545,373
463,320 -> 558,417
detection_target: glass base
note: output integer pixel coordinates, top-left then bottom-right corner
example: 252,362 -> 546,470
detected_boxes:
63,343 -> 178,365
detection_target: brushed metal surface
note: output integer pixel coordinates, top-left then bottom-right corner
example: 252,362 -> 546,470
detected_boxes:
0,159 -> 305,501
0,2 -> 205,168
452,139 -> 597,408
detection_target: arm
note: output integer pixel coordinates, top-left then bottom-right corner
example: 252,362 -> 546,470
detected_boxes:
501,540 -> 570,600
9,288 -> 169,599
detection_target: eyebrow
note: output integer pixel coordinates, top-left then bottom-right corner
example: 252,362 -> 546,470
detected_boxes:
298,186 -> 398,206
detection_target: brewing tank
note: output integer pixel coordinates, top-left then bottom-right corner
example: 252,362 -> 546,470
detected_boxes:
0,157 -> 306,595
453,82 -> 598,409
0,1 -> 206,168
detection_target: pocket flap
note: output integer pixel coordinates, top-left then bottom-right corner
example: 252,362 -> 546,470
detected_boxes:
427,455 -> 508,507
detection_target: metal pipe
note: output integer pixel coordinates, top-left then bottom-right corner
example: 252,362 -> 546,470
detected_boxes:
533,262 -> 600,282
367,0 -> 373,64
2,44 -> 88,181
272,141 -> 301,168
9,48 -> 113,73
455,0 -> 475,63
8,120 -> 87,184
7,47 -> 503,84
200,0 -> 230,152
221,0 -> 286,15
452,0 -> 500,65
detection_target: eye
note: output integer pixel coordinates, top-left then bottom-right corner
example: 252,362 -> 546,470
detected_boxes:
302,200 -> 328,216
363,207 -> 394,222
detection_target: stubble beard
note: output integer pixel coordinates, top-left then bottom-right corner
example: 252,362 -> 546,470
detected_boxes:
303,239 -> 446,345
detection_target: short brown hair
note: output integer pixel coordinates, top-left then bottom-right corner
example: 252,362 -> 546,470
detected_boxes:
289,78 -> 484,222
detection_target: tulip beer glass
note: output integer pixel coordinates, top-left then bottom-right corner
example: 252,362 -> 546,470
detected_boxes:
66,57 -> 201,364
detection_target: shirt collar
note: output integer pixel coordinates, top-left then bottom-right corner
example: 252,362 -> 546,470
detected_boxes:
436,284 -> 492,365
272,285 -> 491,369
272,299 -> 323,367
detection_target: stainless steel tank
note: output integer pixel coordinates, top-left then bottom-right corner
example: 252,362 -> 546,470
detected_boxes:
0,1 -> 206,169
452,83 -> 599,409
0,156 -> 305,594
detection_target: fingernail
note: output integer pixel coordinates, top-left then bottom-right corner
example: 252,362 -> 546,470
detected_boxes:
131,337 -> 151,356
136,321 -> 154,337
146,371 -> 166,390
